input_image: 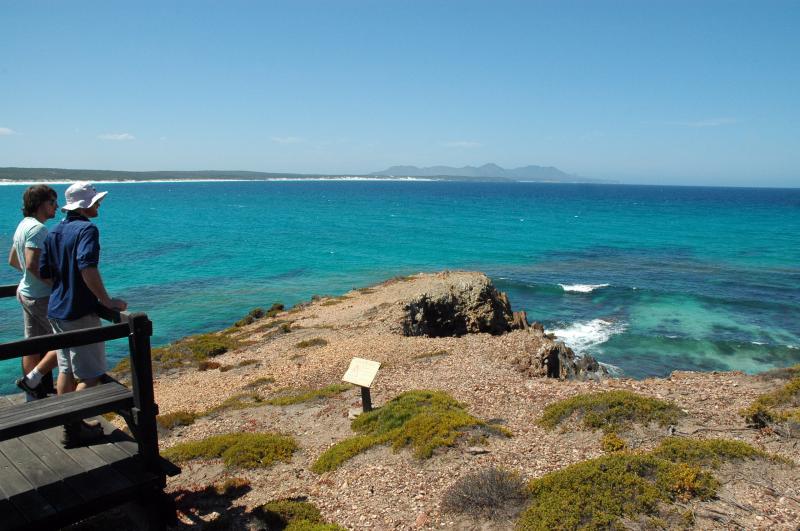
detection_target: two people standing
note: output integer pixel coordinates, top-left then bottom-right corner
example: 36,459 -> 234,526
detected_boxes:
9,182 -> 127,446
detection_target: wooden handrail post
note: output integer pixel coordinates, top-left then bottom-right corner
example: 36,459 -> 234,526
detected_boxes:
127,312 -> 160,477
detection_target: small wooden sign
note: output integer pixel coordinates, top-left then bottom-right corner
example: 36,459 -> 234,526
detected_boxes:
342,357 -> 381,388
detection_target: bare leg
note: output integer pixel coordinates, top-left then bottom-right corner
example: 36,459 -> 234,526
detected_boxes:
36,351 -> 59,373
21,353 -> 42,375
75,376 -> 100,391
57,372 -> 77,395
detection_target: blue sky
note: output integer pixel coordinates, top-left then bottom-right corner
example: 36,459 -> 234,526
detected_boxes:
1,1 -> 798,187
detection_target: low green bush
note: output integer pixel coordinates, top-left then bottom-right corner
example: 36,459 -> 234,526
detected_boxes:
255,499 -> 345,531
163,432 -> 297,468
157,410 -> 198,429
538,390 -> 684,434
517,437 -> 785,530
295,338 -> 328,348
741,368 -> 800,427
312,390 -> 510,473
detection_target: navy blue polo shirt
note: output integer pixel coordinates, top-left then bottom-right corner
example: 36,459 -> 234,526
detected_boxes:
40,214 -> 101,320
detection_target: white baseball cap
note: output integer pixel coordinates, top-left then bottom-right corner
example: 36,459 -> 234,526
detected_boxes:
61,182 -> 108,212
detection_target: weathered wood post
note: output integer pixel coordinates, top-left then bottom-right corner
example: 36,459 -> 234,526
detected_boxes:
127,312 -> 161,478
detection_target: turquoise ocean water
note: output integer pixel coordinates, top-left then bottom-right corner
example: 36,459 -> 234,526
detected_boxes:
1,181 -> 798,394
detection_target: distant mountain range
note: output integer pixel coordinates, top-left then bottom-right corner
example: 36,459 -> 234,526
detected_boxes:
0,164 -> 611,184
371,163 -> 609,183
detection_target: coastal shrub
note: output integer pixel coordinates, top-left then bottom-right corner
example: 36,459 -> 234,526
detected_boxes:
244,376 -> 275,389
207,392 -> 264,414
441,467 -> 527,518
651,436 -> 789,467
265,384 -> 351,406
295,338 -> 328,348
516,437 -> 781,530
266,302 -> 285,318
518,453 -> 717,530
413,349 -> 450,360
219,364 -> 234,372
157,410 -> 198,429
238,358 -> 259,367
255,500 -> 346,531
198,360 -> 221,371
600,432 -> 627,452
214,477 -> 251,497
312,390 -> 510,473
537,390 -> 684,434
146,332 -> 239,371
163,432 -> 297,468
741,370 -> 800,428
234,307 -> 265,327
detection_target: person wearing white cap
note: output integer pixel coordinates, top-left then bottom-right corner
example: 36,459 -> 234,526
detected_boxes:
39,181 -> 128,447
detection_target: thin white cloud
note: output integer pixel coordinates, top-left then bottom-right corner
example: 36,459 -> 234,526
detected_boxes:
0,127 -> 17,136
271,136 -> 305,144
98,133 -> 136,141
443,140 -> 482,148
667,118 -> 738,128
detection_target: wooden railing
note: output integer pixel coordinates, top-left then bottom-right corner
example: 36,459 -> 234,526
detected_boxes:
0,284 -> 162,476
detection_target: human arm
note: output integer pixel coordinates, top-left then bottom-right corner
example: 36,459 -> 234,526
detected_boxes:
23,247 -> 52,285
80,267 -> 127,311
8,246 -> 21,271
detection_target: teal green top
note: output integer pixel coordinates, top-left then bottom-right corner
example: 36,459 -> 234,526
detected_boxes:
13,217 -> 51,299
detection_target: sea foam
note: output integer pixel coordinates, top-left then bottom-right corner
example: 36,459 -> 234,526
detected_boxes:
559,283 -> 610,293
547,318 -> 626,355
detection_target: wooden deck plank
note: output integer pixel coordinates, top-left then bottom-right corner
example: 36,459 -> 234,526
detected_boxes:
0,437 -> 80,513
0,448 -> 56,521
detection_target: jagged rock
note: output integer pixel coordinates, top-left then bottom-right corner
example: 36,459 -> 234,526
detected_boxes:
401,272 -> 514,337
510,332 -> 607,380
511,311 -> 529,330
531,321 -> 545,334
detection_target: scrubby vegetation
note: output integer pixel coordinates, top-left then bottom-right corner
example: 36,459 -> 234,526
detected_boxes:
517,437 -> 783,530
312,390 -> 510,473
114,331 -> 241,374
265,384 -> 351,406
157,410 -> 198,429
600,432 -> 627,452
413,349 -> 450,360
255,499 -> 345,530
163,432 -> 297,468
198,360 -> 222,371
244,376 -> 276,389
741,366 -> 800,428
441,467 -> 527,518
538,390 -> 684,434
295,337 -> 328,348
207,392 -> 264,414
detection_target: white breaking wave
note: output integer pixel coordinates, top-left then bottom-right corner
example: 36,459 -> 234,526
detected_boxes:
559,283 -> 610,293
547,318 -> 627,356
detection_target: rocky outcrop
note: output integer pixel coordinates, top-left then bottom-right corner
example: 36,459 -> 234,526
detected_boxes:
510,327 -> 607,380
401,272 -> 516,337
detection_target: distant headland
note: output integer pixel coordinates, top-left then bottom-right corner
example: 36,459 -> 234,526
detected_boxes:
0,164 -> 612,184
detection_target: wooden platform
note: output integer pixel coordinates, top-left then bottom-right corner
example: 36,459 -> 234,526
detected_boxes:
0,394 -> 162,531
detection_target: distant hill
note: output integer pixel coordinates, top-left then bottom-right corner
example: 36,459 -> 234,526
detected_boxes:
372,163 -> 609,183
0,165 -> 611,184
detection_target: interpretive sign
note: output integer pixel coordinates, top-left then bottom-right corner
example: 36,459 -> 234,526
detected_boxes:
342,357 -> 381,388
343,357 -> 381,412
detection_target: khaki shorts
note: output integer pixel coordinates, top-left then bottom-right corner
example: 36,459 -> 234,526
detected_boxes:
17,292 -> 51,338
49,313 -> 107,380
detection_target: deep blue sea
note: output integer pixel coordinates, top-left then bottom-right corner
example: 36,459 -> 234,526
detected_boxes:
1,181 -> 799,394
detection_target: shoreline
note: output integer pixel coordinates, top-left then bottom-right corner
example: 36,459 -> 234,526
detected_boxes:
132,271 -> 798,529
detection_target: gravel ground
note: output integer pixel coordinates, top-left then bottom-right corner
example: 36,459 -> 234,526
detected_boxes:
148,272 -> 800,530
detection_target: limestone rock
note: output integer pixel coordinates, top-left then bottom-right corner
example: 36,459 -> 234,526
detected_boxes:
401,272 -> 514,337
510,331 -> 607,380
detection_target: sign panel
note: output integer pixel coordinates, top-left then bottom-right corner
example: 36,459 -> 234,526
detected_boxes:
342,357 -> 381,388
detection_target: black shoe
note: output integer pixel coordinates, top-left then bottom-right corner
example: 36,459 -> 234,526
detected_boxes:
16,376 -> 47,400
62,420 -> 104,448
